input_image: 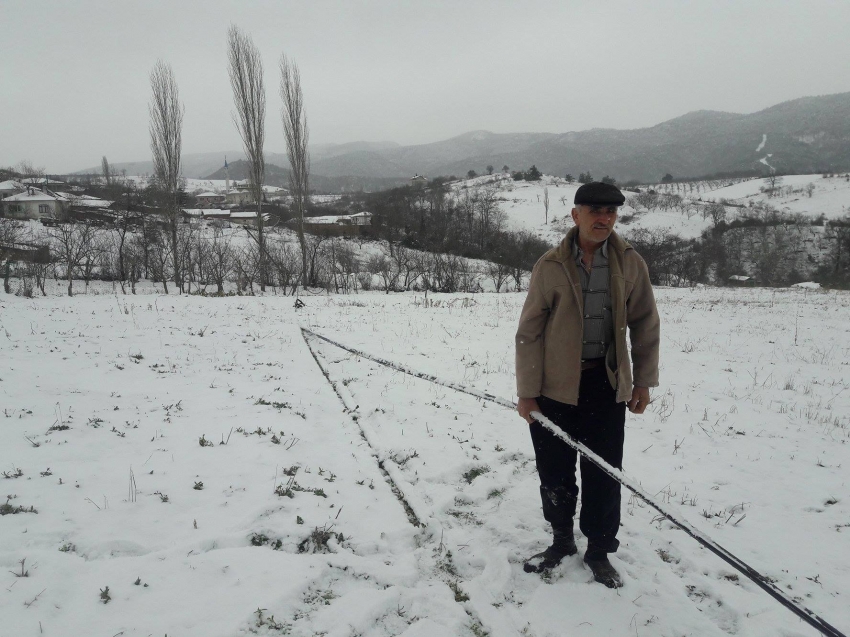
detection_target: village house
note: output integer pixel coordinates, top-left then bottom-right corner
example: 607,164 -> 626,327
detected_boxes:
225,188 -> 253,206
294,212 -> 373,236
410,174 -> 428,188
0,180 -> 25,200
183,208 -> 230,222
229,211 -> 270,228
0,241 -> 50,265
181,208 -> 270,228
1,188 -> 67,220
262,185 -> 288,203
196,191 -> 226,207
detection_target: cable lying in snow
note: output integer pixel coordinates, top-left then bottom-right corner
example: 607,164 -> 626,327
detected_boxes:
301,327 -> 847,637
300,328 -> 501,637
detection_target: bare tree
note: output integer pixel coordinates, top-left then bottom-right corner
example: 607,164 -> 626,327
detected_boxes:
48,223 -> 97,297
148,226 -> 173,294
543,186 -> 549,224
227,25 -> 268,291
475,186 -> 502,250
101,156 -> 112,186
267,237 -> 301,295
15,160 -> 45,179
368,249 -> 398,294
109,182 -> 143,292
280,54 -> 310,288
486,259 -> 512,292
207,226 -> 235,294
1,219 -> 24,293
148,60 -> 184,292
705,202 -> 727,226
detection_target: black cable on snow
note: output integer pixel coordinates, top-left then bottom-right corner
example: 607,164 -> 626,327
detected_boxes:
301,327 -> 847,637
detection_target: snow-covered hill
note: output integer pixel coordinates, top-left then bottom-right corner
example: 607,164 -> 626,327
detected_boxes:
451,172 -> 850,245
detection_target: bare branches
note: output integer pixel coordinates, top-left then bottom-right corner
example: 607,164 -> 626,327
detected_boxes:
101,156 -> 112,187
228,25 -> 267,289
280,54 -> 310,287
279,54 -> 310,200
48,222 -> 98,297
148,62 -> 183,195
15,160 -> 44,179
227,26 -> 266,207
148,60 -> 184,291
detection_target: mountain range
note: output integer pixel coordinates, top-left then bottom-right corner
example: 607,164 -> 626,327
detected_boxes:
76,91 -> 850,190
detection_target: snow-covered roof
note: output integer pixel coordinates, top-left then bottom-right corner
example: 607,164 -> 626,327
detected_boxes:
197,191 -> 222,198
54,192 -> 112,208
183,208 -> 229,216
229,211 -> 270,220
303,215 -> 347,224
2,190 -> 62,203
728,275 -> 752,281
0,180 -> 24,190
350,211 -> 373,217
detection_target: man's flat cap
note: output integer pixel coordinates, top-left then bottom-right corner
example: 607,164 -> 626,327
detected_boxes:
574,182 -> 625,206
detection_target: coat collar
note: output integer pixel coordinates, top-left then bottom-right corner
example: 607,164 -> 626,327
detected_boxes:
545,226 -> 631,264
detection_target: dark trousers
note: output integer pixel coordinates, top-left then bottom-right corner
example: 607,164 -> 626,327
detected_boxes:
529,366 -> 626,558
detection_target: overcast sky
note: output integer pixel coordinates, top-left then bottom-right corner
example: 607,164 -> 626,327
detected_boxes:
3,0 -> 850,173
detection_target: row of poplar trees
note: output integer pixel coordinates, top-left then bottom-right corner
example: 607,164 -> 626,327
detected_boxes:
148,25 -> 310,293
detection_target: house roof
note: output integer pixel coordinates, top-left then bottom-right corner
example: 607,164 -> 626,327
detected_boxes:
0,180 -> 24,190
54,192 -> 112,208
230,211 -> 270,220
197,191 -> 222,197
2,190 -> 61,203
303,215 -> 347,224
302,213 -> 371,224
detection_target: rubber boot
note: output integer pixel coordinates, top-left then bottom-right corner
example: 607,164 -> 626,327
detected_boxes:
583,554 -> 623,588
523,528 -> 577,573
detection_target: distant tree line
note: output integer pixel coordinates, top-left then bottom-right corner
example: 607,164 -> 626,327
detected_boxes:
356,180 -> 551,280
622,203 -> 850,289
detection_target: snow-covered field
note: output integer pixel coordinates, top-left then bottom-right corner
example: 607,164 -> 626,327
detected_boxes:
2,286 -> 849,637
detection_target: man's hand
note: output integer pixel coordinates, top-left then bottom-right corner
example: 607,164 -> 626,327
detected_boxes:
517,397 -> 540,424
627,386 -> 651,414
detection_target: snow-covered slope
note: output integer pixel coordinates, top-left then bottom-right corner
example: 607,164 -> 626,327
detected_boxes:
452,172 -> 850,245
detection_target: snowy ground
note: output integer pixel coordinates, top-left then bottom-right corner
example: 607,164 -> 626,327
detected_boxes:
2,285 -> 849,637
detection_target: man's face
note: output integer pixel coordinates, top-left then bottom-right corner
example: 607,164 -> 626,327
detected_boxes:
571,204 -> 619,246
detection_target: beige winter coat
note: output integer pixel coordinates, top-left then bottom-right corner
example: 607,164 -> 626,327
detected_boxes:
515,226 -> 660,405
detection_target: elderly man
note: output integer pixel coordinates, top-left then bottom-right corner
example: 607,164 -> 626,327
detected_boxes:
515,181 -> 660,588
